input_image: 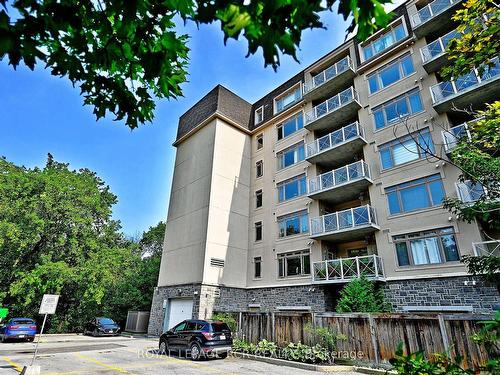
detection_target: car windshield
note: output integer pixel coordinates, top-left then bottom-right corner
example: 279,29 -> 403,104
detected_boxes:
12,319 -> 34,325
210,322 -> 230,332
98,318 -> 115,325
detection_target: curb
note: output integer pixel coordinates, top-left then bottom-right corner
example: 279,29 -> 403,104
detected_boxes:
232,352 -> 355,372
354,366 -> 397,375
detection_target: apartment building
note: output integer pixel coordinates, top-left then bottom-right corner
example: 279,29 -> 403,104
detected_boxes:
148,0 -> 500,335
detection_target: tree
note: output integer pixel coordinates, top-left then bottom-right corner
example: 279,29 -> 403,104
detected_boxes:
441,0 -> 500,80
335,275 -> 389,313
0,0 -> 393,128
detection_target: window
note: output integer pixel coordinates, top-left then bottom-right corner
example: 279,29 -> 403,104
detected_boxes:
254,257 -> 262,278
393,227 -> 460,267
278,211 -> 309,238
255,221 -> 263,242
373,89 -> 424,130
277,174 -> 307,202
256,160 -> 263,178
278,251 -> 310,278
255,107 -> 264,125
380,129 -> 434,169
385,174 -> 445,215
362,23 -> 407,60
255,190 -> 263,208
256,134 -> 263,150
368,54 -> 415,94
277,142 -> 305,170
275,86 -> 301,114
277,113 -> 304,140
174,322 -> 187,332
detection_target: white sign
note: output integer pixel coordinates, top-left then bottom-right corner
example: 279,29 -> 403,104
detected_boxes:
39,294 -> 59,315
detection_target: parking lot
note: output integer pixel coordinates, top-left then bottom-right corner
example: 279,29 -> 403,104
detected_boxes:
0,335 -> 361,375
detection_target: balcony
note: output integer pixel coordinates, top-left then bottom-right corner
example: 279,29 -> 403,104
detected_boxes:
310,205 -> 379,242
420,29 -> 460,73
308,161 -> 372,204
303,56 -> 356,102
306,122 -> 367,166
456,181 -> 485,203
430,58 -> 500,113
312,255 -> 385,284
410,0 -> 464,38
442,122 -> 470,153
304,87 -> 361,132
472,241 -> 500,257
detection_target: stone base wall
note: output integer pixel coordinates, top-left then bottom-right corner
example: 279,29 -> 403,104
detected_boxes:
384,276 -> 499,313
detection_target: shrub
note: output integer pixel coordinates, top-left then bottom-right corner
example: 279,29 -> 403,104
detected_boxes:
282,342 -> 331,363
255,339 -> 278,357
335,275 -> 389,313
304,323 -> 346,351
211,312 -> 237,332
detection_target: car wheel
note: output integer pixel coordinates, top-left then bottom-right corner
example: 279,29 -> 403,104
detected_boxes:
217,352 -> 228,359
0,335 -> 4,343
158,339 -> 168,355
27,337 -> 35,342
93,329 -> 99,337
189,342 -> 202,361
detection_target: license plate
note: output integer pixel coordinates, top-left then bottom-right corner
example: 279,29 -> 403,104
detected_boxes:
18,335 -> 25,338
108,330 -> 113,333
219,335 -> 226,340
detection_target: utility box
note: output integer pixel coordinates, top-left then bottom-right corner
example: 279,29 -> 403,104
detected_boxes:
125,311 -> 150,333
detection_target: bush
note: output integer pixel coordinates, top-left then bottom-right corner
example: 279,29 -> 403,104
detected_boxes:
335,275 -> 389,313
211,312 -> 237,332
304,323 -> 346,351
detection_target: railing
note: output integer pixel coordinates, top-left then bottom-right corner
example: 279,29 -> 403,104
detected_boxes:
309,160 -> 370,195
472,240 -> 500,257
303,56 -> 354,94
420,29 -> 460,63
430,58 -> 500,104
305,87 -> 359,125
442,122 -> 470,152
313,255 -> 385,283
310,205 -> 377,236
456,181 -> 485,203
411,0 -> 461,27
306,122 -> 364,158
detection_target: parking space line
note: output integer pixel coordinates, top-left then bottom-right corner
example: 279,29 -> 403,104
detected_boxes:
74,353 -> 132,374
2,357 -> 22,373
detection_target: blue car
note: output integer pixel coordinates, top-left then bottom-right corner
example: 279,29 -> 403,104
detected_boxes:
0,318 -> 37,342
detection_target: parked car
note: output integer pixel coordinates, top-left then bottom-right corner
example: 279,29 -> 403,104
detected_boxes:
84,317 -> 120,336
0,317 -> 37,342
159,319 -> 232,360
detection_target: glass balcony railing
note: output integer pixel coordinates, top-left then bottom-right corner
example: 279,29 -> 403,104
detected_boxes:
411,0 -> 462,27
430,58 -> 500,104
306,122 -> 364,158
456,181 -> 485,203
310,205 -> 377,236
303,56 -> 354,94
313,255 -> 385,283
442,122 -> 470,152
420,29 -> 460,63
305,87 -> 359,125
308,160 -> 370,195
472,241 -> 500,257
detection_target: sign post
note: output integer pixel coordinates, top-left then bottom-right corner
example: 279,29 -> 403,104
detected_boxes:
21,294 -> 59,375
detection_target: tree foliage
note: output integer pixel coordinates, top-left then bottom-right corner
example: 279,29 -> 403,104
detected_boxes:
0,0 -> 392,128
335,275 -> 389,313
441,0 -> 500,79
0,155 -> 164,332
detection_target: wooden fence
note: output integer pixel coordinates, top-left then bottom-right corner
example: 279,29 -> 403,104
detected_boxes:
232,311 -> 493,369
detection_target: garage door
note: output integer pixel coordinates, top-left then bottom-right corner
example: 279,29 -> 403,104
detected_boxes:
165,298 -> 193,330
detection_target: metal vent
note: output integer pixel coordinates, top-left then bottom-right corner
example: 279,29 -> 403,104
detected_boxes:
213,289 -> 221,297
210,258 -> 225,268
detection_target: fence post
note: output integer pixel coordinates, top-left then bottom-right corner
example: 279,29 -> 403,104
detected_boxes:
271,312 -> 275,343
438,314 -> 450,355
368,314 -> 380,364
238,311 -> 242,338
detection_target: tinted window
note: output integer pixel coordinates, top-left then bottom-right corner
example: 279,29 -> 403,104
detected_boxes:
174,322 -> 187,332
210,322 -> 230,332
185,322 -> 197,331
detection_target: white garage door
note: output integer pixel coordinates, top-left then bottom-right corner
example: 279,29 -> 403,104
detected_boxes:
165,298 -> 193,330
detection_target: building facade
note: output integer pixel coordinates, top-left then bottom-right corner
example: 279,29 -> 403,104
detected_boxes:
148,0 -> 500,336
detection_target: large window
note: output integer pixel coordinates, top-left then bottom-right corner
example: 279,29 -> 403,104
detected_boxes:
278,251 -> 310,278
254,257 -> 262,278
380,129 -> 434,170
277,113 -> 304,140
277,174 -> 307,203
278,211 -> 309,238
275,86 -> 301,114
373,89 -> 424,130
368,54 -> 415,94
394,227 -> 460,267
362,23 -> 407,61
385,174 -> 445,215
277,142 -> 305,170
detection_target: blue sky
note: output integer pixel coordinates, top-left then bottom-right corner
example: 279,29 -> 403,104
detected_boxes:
0,11 -> 349,237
